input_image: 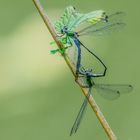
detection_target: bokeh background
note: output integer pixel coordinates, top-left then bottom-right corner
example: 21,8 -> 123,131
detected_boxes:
0,0 -> 139,140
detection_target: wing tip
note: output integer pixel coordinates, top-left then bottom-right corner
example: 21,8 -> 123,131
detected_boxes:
128,84 -> 133,91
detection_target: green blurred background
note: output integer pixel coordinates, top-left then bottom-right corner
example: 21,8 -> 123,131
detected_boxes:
0,0 -> 139,140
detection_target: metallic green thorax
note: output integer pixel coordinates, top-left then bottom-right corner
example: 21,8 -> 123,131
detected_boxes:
67,31 -> 75,37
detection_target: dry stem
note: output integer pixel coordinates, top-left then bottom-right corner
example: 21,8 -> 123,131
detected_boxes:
32,0 -> 117,140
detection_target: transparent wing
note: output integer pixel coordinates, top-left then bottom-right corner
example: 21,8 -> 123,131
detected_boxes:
70,88 -> 91,136
77,12 -> 126,36
68,10 -> 105,31
55,6 -> 105,33
55,6 -> 80,33
94,84 -> 133,100
78,22 -> 126,36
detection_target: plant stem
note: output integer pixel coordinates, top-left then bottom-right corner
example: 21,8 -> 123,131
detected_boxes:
32,0 -> 117,140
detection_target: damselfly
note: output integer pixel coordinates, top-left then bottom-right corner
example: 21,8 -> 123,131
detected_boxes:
53,6 -> 125,76
70,66 -> 133,135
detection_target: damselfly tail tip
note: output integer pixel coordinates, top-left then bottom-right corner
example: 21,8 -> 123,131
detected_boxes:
70,129 -> 74,136
70,126 -> 78,136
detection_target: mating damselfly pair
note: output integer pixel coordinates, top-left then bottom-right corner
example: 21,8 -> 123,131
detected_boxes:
51,6 -> 133,135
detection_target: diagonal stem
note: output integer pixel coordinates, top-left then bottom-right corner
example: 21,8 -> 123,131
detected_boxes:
32,0 -> 117,140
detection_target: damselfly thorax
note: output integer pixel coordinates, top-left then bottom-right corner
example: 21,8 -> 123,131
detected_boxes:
61,26 -> 78,38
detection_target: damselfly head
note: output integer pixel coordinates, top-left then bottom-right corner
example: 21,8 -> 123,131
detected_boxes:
79,67 -> 93,76
61,26 -> 68,34
76,32 -> 80,37
85,68 -> 93,73
84,68 -> 94,77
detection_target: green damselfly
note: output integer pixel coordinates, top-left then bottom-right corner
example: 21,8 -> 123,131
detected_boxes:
51,6 -> 131,135
70,66 -> 133,135
53,6 -> 125,76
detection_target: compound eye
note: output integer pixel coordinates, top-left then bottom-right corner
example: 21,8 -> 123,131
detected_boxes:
65,27 -> 68,30
61,29 -> 64,34
85,70 -> 88,73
